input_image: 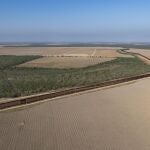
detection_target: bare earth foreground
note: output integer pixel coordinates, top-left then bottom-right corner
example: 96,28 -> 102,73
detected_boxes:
0,77 -> 150,150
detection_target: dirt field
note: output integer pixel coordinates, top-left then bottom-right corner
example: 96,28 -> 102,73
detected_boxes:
0,47 -> 127,57
95,49 -> 133,58
18,57 -> 115,68
0,77 -> 150,150
0,47 -> 70,56
0,47 -> 133,68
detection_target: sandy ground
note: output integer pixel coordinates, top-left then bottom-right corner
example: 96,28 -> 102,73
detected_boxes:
0,78 -> 150,150
18,57 -> 115,68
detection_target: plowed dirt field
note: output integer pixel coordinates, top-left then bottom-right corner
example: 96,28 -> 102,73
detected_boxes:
0,77 -> 150,150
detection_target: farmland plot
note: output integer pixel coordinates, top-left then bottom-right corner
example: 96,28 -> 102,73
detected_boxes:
0,46 -> 133,69
0,47 -> 125,57
95,49 -> 133,58
0,47 -> 93,56
0,55 -> 150,98
18,57 -> 115,69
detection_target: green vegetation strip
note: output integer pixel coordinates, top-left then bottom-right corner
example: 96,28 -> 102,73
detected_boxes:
0,73 -> 150,110
0,55 -> 150,98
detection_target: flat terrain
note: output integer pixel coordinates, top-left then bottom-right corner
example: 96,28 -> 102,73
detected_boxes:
0,47 -> 133,68
0,78 -> 150,150
0,46 -> 149,98
18,57 -> 115,69
0,47 -> 123,56
94,49 -> 133,58
1,55 -> 150,98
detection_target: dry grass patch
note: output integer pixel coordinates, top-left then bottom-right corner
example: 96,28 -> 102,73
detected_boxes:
95,49 -> 133,58
18,57 -> 115,69
0,46 -> 127,57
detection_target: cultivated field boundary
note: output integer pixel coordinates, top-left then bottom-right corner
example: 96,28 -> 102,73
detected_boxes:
119,49 -> 150,61
0,73 -> 150,110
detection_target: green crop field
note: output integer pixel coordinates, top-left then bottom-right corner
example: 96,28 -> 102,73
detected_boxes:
0,55 -> 150,98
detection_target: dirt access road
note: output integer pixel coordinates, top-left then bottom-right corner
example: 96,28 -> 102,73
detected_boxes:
0,77 -> 150,150
127,48 -> 150,64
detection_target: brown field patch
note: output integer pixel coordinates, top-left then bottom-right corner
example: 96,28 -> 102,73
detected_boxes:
0,78 -> 150,150
0,47 -> 127,57
18,57 -> 115,68
0,47 -> 133,68
95,49 -> 133,58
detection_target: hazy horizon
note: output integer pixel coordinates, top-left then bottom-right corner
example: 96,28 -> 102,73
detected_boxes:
1,0 -> 150,43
